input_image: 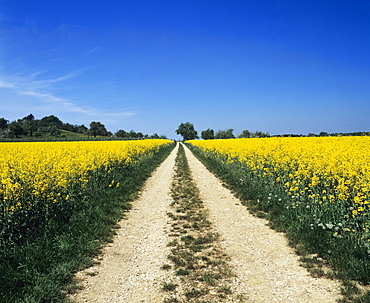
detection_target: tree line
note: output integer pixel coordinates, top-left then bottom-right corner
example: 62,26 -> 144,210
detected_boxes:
175,122 -> 369,141
175,122 -> 269,141
0,114 -> 167,140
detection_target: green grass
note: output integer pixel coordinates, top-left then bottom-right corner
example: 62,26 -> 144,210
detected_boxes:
0,129 -> 138,142
1,129 -> 88,141
0,142 -> 175,303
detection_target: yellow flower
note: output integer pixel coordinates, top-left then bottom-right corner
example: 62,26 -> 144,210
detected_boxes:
188,136 -> 370,240
1,139 -> 172,222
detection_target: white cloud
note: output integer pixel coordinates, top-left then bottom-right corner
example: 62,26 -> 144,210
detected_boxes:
0,80 -> 15,88
0,70 -> 137,128
20,90 -> 93,114
35,72 -> 78,84
21,90 -> 64,102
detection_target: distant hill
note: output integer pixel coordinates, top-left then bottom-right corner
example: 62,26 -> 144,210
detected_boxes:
0,114 -> 167,141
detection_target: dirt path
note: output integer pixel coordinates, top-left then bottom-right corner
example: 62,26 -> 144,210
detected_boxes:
72,142 -> 341,302
71,144 -> 178,303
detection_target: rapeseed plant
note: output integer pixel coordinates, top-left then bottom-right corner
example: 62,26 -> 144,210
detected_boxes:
0,139 -> 172,244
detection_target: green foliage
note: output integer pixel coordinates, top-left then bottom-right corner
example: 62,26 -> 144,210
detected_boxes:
39,115 -> 64,129
115,129 -> 128,138
0,114 -> 167,141
237,129 -> 253,138
175,122 -> 198,141
215,128 -> 235,139
149,133 -> 167,139
0,118 -> 9,129
201,128 -> 215,140
8,121 -> 27,138
115,129 -> 167,140
237,129 -> 269,138
87,121 -> 109,137
0,114 -> 90,140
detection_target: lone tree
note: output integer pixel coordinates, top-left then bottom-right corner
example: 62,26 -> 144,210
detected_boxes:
176,122 -> 198,141
87,121 -> 108,137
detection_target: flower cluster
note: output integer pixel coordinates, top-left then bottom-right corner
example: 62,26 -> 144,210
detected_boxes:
0,139 -> 172,228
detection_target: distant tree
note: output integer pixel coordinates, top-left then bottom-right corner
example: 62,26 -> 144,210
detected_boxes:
0,118 -> 9,129
176,122 -> 198,141
21,114 -> 37,136
238,129 -> 269,138
254,130 -> 269,138
215,128 -> 235,139
238,129 -> 253,138
201,128 -> 215,140
150,133 -> 160,139
128,130 -> 138,138
88,121 -> 108,137
77,125 -> 88,134
37,126 -> 50,134
225,128 -> 235,139
115,129 -> 128,138
24,113 -> 35,121
8,121 -> 26,138
39,115 -> 63,129
50,125 -> 61,136
319,131 -> 328,137
62,122 -> 80,132
149,133 -> 167,139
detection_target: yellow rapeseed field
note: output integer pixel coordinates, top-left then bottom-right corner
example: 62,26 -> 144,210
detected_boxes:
188,137 -> 370,242
0,139 -> 171,218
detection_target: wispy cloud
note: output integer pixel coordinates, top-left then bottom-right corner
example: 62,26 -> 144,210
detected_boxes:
20,90 -> 92,114
21,90 -> 64,101
34,72 -> 79,84
0,69 -> 137,127
0,80 -> 15,88
0,70 -> 77,93
56,23 -> 94,32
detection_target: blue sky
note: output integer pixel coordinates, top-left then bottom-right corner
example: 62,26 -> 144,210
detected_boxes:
0,0 -> 369,139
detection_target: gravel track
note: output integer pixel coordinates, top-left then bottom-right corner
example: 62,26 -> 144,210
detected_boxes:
72,142 -> 341,302
72,144 -> 178,302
